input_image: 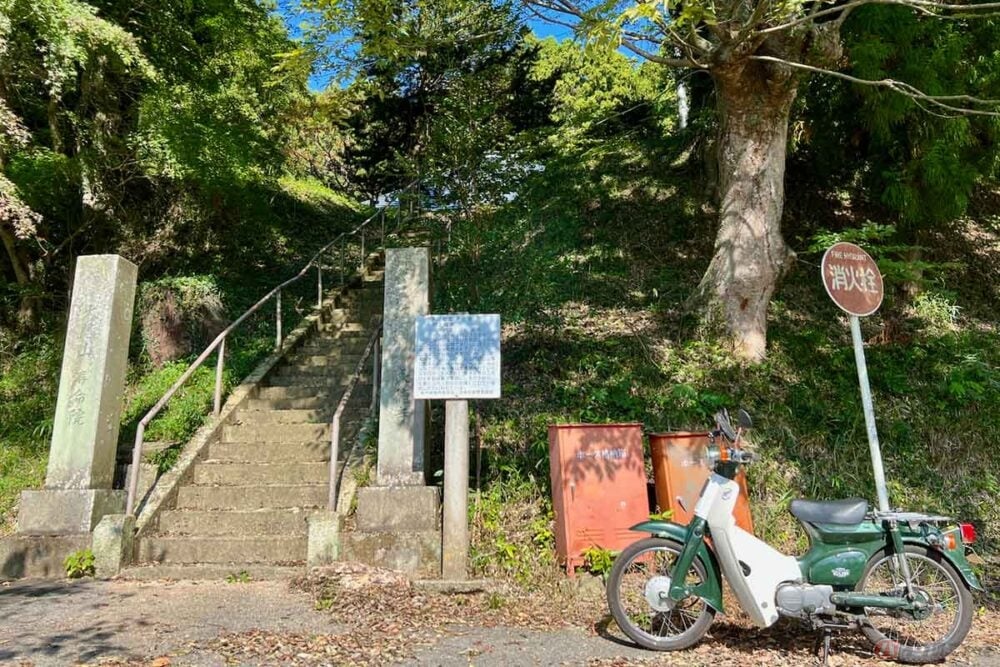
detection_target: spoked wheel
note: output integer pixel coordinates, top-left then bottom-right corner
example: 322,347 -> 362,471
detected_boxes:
856,545 -> 973,664
606,537 -> 716,651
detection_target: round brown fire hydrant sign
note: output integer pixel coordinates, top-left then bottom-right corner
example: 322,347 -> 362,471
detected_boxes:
821,242 -> 884,317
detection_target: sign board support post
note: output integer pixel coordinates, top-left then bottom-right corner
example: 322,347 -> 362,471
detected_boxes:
442,399 -> 470,580
414,313 -> 501,581
849,315 -> 891,513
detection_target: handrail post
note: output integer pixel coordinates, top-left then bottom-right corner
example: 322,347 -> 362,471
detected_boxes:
214,336 -> 225,417
339,238 -> 345,286
371,335 -> 380,412
360,230 -> 366,272
317,264 -> 323,313
126,424 -> 146,516
380,207 -> 385,247
276,288 -> 283,351
328,412 -> 341,510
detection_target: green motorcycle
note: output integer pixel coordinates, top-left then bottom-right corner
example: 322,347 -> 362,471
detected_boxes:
606,409 -> 981,664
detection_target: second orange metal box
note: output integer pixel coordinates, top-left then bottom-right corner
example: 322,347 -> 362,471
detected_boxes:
548,423 -> 649,575
649,431 -> 754,533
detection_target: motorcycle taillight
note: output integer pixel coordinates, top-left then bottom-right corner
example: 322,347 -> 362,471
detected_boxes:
959,523 -> 977,544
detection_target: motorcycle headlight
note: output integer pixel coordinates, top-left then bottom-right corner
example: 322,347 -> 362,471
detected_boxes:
704,444 -> 721,468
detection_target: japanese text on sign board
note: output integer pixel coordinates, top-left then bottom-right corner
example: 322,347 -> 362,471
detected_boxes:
826,249 -> 878,294
414,314 -> 501,400
821,242 -> 884,317
575,448 -> 627,461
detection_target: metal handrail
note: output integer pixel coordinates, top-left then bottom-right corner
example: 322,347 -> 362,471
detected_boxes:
125,182 -> 419,516
328,318 -> 383,510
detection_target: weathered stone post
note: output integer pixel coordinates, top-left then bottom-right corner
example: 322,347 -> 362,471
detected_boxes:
376,247 -> 430,485
339,248 -> 442,577
18,255 -> 137,535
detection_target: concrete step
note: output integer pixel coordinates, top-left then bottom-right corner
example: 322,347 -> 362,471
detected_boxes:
233,408 -> 331,424
174,484 -> 326,510
244,397 -> 339,410
319,325 -> 372,335
265,376 -> 371,389
300,338 -> 371,352
121,563 -> 305,581
257,386 -> 347,401
222,423 -> 331,443
193,461 -> 329,485
299,332 -> 370,345
207,441 -> 331,463
324,322 -> 369,334
231,407 -> 365,424
274,363 -> 363,378
285,354 -> 366,368
341,530 -> 441,579
136,535 -> 307,564
156,509 -> 315,536
308,328 -> 370,340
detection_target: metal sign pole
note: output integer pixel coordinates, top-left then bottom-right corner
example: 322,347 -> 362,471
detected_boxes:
849,315 -> 891,513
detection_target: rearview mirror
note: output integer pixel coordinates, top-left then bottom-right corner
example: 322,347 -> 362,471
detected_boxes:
737,409 -> 752,429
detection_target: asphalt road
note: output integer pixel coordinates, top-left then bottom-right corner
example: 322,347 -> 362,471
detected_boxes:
1,578 -> 998,666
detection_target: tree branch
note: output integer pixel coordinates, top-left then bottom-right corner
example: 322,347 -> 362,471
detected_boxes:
759,0 -> 1000,35
749,55 -> 1000,115
526,0 -> 709,68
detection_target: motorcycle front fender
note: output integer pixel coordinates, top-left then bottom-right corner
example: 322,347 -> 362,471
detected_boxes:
630,520 -> 725,612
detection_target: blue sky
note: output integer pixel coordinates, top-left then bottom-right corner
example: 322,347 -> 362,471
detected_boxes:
274,1 -> 576,91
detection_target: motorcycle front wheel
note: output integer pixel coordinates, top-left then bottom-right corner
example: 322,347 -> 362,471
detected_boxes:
606,537 -> 715,651
856,545 -> 973,664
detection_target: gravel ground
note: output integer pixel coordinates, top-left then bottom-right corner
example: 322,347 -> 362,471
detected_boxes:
0,579 -> 340,666
1,575 -> 998,667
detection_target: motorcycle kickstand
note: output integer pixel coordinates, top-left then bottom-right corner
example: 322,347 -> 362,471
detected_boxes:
812,627 -> 833,667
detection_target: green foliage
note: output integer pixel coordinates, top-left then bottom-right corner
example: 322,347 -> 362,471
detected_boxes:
225,570 -> 252,584
63,548 -> 95,578
798,6 -> 1000,230
300,0 -> 544,209
0,0 -> 313,335
528,36 -> 675,149
581,546 -> 616,578
806,223 -> 963,293
149,444 -> 183,476
0,333 -> 59,534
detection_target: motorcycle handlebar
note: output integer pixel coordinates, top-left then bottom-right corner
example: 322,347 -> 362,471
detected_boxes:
729,450 -> 757,464
705,444 -> 757,467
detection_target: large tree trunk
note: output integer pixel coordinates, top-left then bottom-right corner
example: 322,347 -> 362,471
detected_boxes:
690,60 -> 798,362
0,221 -> 39,329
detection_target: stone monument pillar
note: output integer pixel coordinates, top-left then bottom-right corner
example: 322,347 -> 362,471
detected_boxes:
376,247 -> 430,485
339,247 -> 441,577
18,255 -> 137,534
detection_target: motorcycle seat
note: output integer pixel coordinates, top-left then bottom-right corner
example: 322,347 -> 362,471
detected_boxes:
789,498 -> 869,525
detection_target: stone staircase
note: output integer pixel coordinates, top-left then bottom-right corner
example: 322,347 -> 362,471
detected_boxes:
124,265 -> 384,580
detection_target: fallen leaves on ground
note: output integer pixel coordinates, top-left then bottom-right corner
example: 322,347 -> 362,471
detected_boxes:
194,562 -> 1000,666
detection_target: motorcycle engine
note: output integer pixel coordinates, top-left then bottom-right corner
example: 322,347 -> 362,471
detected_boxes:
776,583 -> 836,618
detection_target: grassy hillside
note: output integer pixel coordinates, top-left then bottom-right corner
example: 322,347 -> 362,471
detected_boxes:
0,177 -> 362,534
432,136 -> 1000,583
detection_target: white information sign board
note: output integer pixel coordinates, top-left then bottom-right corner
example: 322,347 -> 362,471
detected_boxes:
414,314 -> 501,400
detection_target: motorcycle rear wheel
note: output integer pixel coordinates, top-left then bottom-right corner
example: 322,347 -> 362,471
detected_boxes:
856,545 -> 973,664
606,537 -> 715,651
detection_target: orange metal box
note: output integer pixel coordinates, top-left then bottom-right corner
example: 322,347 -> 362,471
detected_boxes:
649,431 -> 754,533
548,423 -> 649,575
